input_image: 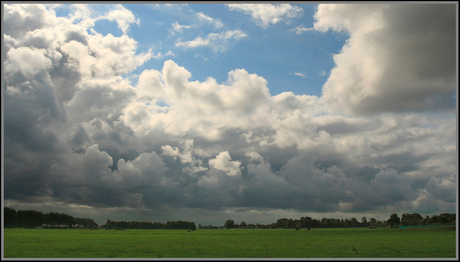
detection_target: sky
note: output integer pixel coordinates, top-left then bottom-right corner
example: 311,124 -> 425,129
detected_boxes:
2,3 -> 458,226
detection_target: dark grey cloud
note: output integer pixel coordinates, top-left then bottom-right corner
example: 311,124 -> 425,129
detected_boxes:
49,51 -> 82,105
318,4 -> 456,115
4,84 -> 61,153
65,31 -> 89,46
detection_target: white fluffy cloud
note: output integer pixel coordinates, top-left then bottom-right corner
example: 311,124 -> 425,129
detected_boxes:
122,60 -> 273,140
103,151 -> 168,187
101,4 -> 140,34
3,4 -> 58,39
5,47 -> 54,79
227,4 -> 303,28
209,151 -> 242,177
61,33 -> 153,77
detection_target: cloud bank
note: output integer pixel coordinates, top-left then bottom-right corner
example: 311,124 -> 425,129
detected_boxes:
315,4 -> 456,115
3,3 -> 457,225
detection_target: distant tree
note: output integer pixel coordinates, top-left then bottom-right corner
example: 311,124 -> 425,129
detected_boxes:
45,212 -> 61,226
60,213 -> 76,227
361,217 -> 367,227
167,221 -> 195,229
400,213 -> 407,226
239,221 -> 247,228
387,213 -> 400,228
294,219 -> 303,229
320,218 -> 327,227
421,215 -> 430,225
401,213 -> 422,226
75,218 -> 98,228
332,218 -> 341,227
321,218 -> 334,228
350,217 -> 359,227
224,219 -> 236,229
299,217 -> 312,228
369,218 -> 376,225
439,213 -> 456,225
105,219 -> 112,228
17,210 -> 44,228
4,207 -> 17,228
276,218 -> 296,228
344,219 -> 351,227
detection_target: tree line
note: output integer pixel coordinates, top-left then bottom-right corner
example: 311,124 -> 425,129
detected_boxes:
4,207 -> 98,228
4,207 -> 455,230
3,207 -> 196,230
224,212 -> 456,229
104,219 -> 196,230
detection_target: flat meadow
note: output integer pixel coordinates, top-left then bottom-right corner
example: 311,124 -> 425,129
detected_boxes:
3,226 -> 456,258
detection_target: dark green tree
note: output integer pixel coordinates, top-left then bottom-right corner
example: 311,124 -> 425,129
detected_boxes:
350,217 -> 359,227
439,213 -> 456,224
401,213 -> 422,226
4,207 -> 18,228
224,219 -> 235,229
276,218 -> 296,228
75,218 -> 98,228
387,213 -> 400,227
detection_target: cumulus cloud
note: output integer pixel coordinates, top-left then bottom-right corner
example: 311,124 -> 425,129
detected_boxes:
161,139 -> 208,176
5,47 -> 54,78
3,4 -> 57,39
121,59 -> 274,141
316,4 -> 456,115
101,4 -> 140,34
61,33 -> 153,77
3,4 -> 456,225
102,150 -> 168,188
227,4 -> 303,28
209,151 -> 242,177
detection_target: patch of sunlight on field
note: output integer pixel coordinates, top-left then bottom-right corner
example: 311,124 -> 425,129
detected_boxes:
3,227 -> 456,258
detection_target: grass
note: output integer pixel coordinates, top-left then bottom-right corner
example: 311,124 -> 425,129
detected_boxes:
3,226 -> 456,258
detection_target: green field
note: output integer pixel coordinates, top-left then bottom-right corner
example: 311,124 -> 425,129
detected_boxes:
3,227 -> 457,258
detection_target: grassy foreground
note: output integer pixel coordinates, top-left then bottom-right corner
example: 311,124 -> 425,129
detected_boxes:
3,226 -> 456,258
